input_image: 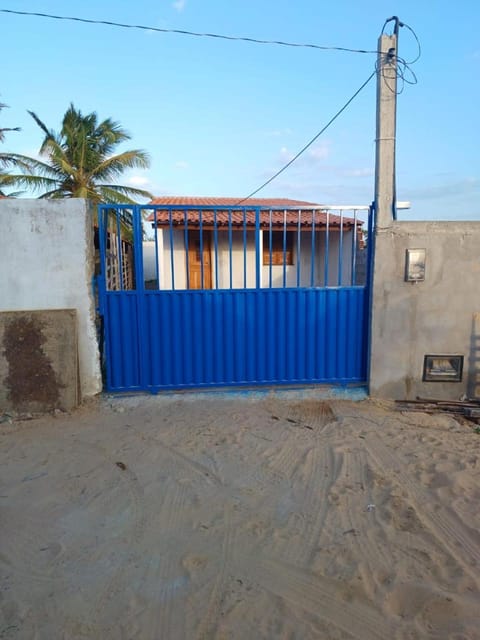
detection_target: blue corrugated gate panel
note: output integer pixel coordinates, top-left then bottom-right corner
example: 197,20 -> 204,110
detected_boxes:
102,287 -> 366,391
98,204 -> 371,392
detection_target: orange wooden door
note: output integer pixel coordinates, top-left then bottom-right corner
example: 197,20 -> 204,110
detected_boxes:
188,230 -> 212,289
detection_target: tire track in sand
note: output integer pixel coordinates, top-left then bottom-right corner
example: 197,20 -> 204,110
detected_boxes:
272,443 -> 342,567
262,431 -> 307,481
136,481 -> 189,640
253,556 -> 396,640
128,425 -> 222,487
1,441 -> 146,591
341,449 -> 392,568
62,440 -> 147,639
365,435 -> 480,581
82,443 -> 147,633
290,444 -> 342,567
195,504 -> 235,640
262,422 -> 341,568
336,448 -> 393,596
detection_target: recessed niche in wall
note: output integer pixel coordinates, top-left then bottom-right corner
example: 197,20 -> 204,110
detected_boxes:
423,355 -> 464,382
405,248 -> 426,282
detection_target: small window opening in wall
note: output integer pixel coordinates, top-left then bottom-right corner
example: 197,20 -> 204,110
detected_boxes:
263,231 -> 294,266
423,355 -> 464,382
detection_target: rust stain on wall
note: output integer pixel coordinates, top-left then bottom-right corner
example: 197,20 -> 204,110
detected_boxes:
3,316 -> 60,408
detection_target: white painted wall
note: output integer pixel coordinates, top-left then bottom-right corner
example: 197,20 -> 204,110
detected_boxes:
0,199 -> 102,397
144,228 -> 355,289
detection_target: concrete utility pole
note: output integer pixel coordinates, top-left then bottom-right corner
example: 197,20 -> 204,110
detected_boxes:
374,31 -> 398,229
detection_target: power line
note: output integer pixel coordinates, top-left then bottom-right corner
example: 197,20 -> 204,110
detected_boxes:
235,18 -> 421,202
235,70 -> 376,205
2,8 -> 420,202
0,8 -> 381,54
382,16 -> 421,64
379,19 -> 420,95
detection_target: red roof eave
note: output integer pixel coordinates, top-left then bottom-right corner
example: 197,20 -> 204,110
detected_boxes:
146,197 -> 360,228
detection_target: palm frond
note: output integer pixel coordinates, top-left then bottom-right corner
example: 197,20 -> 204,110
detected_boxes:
0,153 -> 34,171
91,150 -> 151,180
22,104 -> 152,203
0,126 -> 21,143
0,101 -> 21,143
96,185 -> 153,205
0,153 -> 61,176
0,190 -> 24,197
100,183 -> 153,198
1,173 -> 59,191
28,110 -> 54,139
38,188 -> 74,199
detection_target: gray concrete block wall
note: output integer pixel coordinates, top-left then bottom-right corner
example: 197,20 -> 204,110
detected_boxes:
370,221 -> 480,400
0,199 -> 102,400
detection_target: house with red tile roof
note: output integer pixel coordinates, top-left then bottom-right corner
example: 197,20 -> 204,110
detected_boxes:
144,197 -> 363,290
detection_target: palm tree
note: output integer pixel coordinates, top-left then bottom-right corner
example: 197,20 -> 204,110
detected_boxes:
0,101 -> 32,196
0,101 -> 20,143
8,104 -> 153,204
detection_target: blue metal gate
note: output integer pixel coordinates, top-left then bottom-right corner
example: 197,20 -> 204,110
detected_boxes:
97,203 -> 372,392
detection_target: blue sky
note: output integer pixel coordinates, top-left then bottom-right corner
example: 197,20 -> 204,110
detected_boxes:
1,0 -> 478,219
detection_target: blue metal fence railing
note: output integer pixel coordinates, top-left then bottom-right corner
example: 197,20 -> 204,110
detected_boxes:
100,205 -> 366,293
110,204 -> 365,292
97,204 -> 372,392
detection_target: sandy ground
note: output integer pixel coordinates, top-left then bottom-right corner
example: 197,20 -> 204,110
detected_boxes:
1,393 -> 480,640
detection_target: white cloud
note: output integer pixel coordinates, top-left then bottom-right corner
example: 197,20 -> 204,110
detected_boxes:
172,0 -> 186,11
342,167 -> 374,178
17,147 -> 43,161
127,175 -> 151,187
277,179 -> 373,206
265,128 -> 292,138
407,177 -> 480,201
308,142 -> 330,161
279,146 -> 294,162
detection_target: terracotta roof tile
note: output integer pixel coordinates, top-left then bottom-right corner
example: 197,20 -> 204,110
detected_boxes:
150,197 -> 321,207
147,197 -> 359,228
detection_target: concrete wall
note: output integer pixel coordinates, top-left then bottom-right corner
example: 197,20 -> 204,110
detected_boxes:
0,199 -> 102,399
370,221 -> 480,400
0,309 -> 80,412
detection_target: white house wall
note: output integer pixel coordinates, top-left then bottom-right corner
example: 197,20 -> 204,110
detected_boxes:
143,228 -> 355,289
316,230 -> 355,287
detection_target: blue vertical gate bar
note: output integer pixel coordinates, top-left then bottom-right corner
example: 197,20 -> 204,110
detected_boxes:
243,208 -> 247,288
184,210 -> 190,290
351,209 -> 358,285
153,208 -> 160,288
255,207 -> 261,289
364,203 -> 375,385
214,208 -> 219,290
168,208 -> 175,290
324,210 -> 329,286
228,209 -> 233,290
296,211 -> 301,288
338,210 -> 344,286
97,204 -> 372,392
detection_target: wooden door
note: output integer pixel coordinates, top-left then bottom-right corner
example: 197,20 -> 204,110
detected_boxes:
187,230 -> 212,289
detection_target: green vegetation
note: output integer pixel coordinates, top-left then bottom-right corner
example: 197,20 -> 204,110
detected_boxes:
1,103 -> 153,203
0,101 -> 31,196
